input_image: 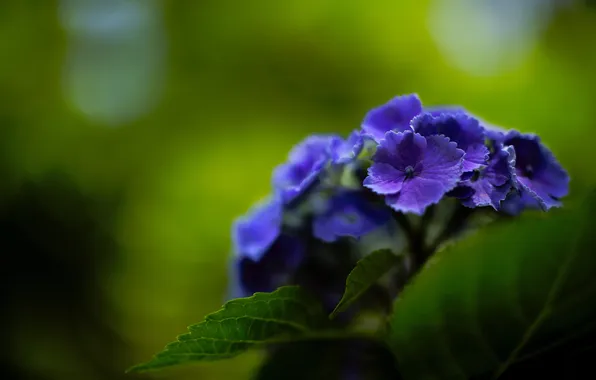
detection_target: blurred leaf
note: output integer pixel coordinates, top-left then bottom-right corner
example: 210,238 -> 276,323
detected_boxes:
252,338 -> 402,380
387,189 -> 596,379
128,286 -> 326,373
331,249 -> 400,319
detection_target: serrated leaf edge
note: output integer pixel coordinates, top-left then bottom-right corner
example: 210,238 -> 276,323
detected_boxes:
127,286 -> 316,373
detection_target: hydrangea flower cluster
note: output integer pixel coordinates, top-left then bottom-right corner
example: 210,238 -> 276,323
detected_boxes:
230,94 -> 569,307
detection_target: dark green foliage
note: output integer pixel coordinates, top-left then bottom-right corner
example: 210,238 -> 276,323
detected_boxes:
330,249 -> 401,319
251,338 -> 402,380
128,286 -> 326,372
388,190 -> 596,379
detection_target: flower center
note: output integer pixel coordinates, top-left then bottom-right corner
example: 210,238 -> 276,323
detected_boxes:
404,165 -> 415,179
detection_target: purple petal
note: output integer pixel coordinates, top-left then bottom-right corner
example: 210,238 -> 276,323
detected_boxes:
517,177 -> 562,210
500,189 -> 542,216
461,181 -> 511,210
485,124 -> 507,144
373,130 -> 426,168
385,177 -> 450,215
384,134 -> 464,214
288,134 -> 335,163
238,234 -> 306,295
366,131 -> 464,214
463,143 -> 491,172
504,131 -> 569,210
425,105 -> 466,117
460,181 -> 496,209
273,165 -> 322,204
456,146 -> 516,210
532,152 -> 569,199
460,171 -> 475,181
330,130 -> 364,164
273,134 -> 336,204
363,163 -> 406,195
232,196 -> 283,261
312,191 -> 391,242
483,148 -> 515,188
500,191 -> 525,216
361,94 -> 422,142
418,134 -> 465,186
413,113 -> 489,171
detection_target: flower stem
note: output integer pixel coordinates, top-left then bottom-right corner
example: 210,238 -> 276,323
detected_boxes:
392,211 -> 428,274
394,204 -> 472,277
427,204 -> 474,254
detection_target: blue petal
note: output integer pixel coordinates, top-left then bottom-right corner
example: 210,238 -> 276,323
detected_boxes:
372,130 -> 426,168
424,105 -> 466,117
504,131 -> 569,210
363,163 -> 406,195
330,130 -> 364,164
385,177 -> 451,215
232,195 -> 283,261
371,132 -> 464,215
272,134 -> 337,204
500,190 -> 541,216
312,191 -> 391,242
237,234 -> 306,295
413,112 -> 489,172
454,145 -> 517,210
485,124 -> 507,144
361,94 -> 422,142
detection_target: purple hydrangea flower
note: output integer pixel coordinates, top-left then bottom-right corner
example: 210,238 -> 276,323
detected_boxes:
312,191 -> 391,242
273,135 -> 337,204
482,124 -> 508,148
425,105 -> 466,117
503,131 -> 569,210
364,130 -> 465,215
450,145 -> 517,209
329,130 -> 364,164
232,196 -> 283,261
412,113 -> 490,172
499,190 -> 537,216
236,234 -> 306,296
361,94 -> 422,142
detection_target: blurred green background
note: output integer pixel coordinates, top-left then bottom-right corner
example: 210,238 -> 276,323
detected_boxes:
1,1 -> 596,379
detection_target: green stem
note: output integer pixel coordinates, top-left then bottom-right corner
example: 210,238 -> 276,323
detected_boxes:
394,204 -> 473,277
393,211 -> 429,274
427,204 -> 474,254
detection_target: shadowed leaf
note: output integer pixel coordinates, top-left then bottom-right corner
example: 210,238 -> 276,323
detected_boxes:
388,189 -> 596,379
128,286 -> 325,372
252,338 -> 402,380
331,249 -> 401,319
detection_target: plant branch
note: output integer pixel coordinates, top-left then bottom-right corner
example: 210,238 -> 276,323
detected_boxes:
392,211 -> 428,274
426,204 -> 474,254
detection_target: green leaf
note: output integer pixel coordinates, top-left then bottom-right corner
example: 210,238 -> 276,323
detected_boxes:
387,190 -> 596,380
128,286 -> 325,373
330,249 -> 401,319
